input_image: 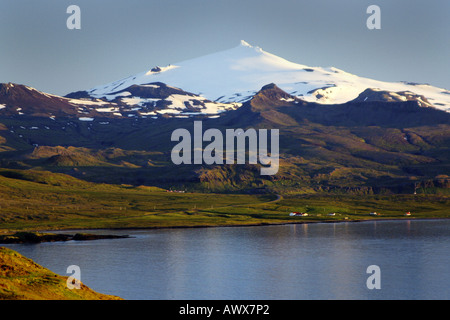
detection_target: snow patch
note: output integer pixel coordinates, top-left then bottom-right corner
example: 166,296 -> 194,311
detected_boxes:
121,97 -> 159,106
139,110 -> 156,115
96,107 -> 120,113
69,99 -> 108,106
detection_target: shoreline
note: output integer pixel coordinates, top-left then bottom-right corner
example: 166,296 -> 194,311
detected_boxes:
1,191 -> 448,236
0,231 -> 131,244
27,216 -> 450,234
1,217 -> 449,239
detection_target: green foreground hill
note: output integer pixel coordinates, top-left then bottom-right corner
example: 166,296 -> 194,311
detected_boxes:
0,247 -> 121,300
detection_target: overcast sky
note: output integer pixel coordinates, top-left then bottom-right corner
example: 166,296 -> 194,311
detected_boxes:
1,0 -> 449,96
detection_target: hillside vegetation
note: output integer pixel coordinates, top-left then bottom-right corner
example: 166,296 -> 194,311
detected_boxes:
0,168 -> 448,233
0,247 -> 121,300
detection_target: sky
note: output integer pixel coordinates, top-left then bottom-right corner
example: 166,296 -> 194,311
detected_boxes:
0,0 -> 449,96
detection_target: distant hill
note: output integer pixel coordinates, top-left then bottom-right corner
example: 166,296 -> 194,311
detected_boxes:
0,83 -> 449,194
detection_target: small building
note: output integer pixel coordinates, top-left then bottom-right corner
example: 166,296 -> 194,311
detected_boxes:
289,212 -> 308,217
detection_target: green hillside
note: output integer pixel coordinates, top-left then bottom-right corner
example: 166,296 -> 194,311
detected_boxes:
0,247 -> 121,300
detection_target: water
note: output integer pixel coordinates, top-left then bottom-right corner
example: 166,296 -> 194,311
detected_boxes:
3,219 -> 450,300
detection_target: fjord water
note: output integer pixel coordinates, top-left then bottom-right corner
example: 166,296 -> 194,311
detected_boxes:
5,219 -> 450,300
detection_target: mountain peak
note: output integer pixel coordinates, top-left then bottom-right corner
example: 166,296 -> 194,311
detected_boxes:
250,83 -> 299,107
256,83 -> 295,98
239,40 -> 252,48
351,88 -> 434,108
236,40 -> 263,54
260,83 -> 279,91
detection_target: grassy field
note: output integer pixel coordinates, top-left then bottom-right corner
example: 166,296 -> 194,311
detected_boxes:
0,168 -> 448,233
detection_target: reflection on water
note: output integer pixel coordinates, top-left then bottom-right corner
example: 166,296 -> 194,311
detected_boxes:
4,219 -> 450,300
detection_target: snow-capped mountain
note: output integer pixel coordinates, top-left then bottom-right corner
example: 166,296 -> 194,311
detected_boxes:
2,40 -> 449,121
86,40 -> 450,112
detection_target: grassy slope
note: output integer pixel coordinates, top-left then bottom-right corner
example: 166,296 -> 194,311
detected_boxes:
0,168 -> 279,232
0,247 -> 121,300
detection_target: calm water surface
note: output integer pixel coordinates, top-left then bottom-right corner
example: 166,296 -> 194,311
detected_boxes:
4,219 -> 450,300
